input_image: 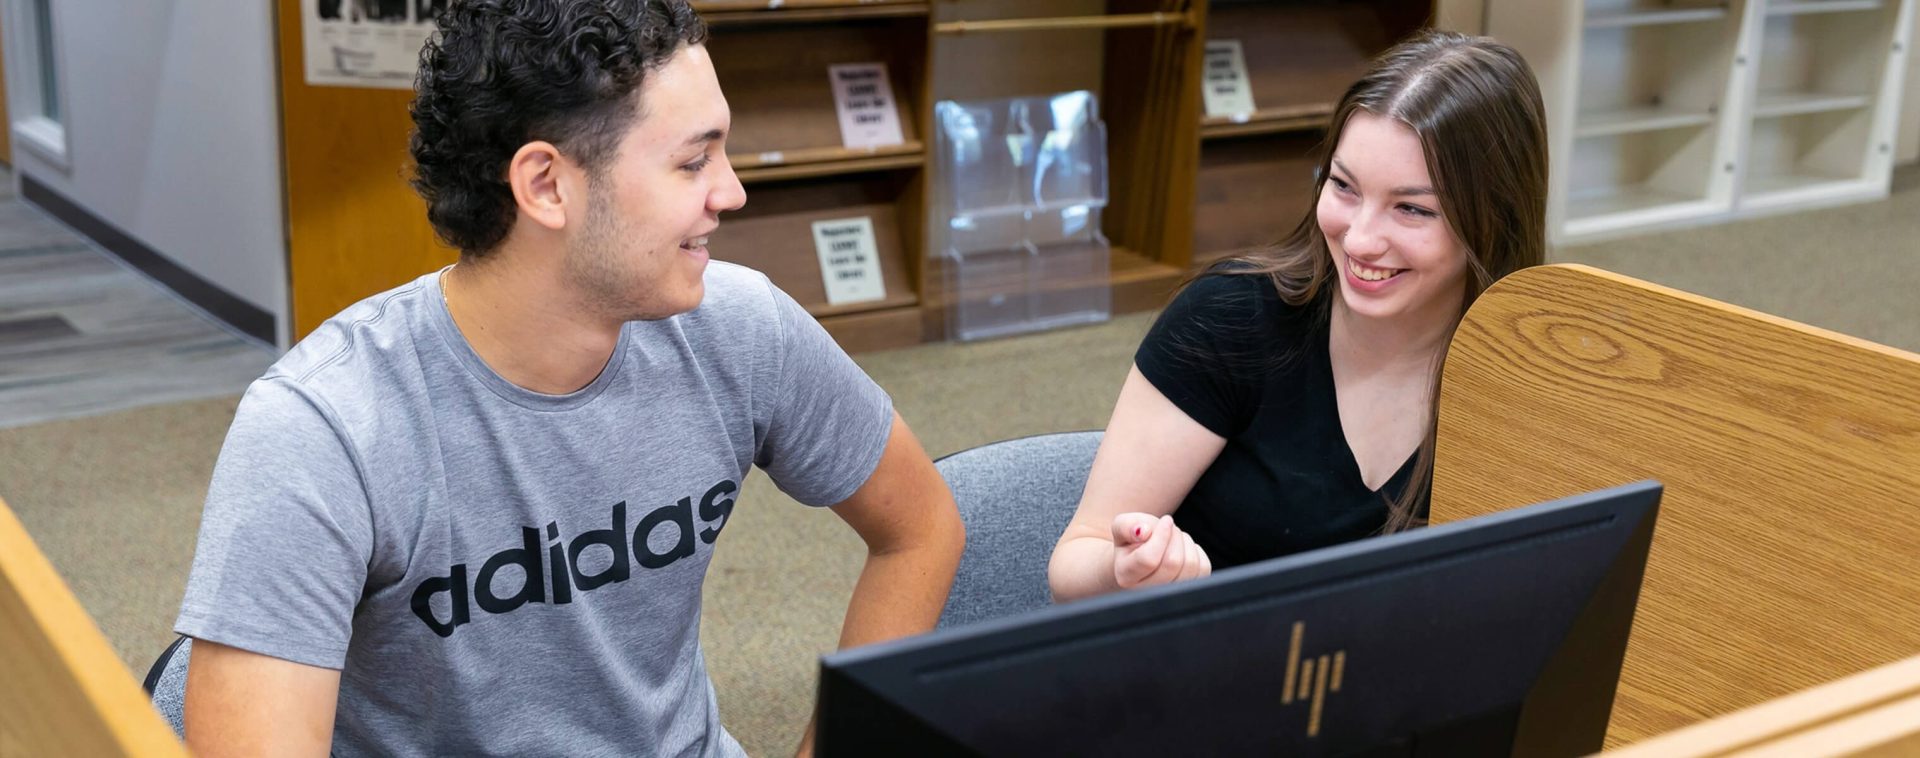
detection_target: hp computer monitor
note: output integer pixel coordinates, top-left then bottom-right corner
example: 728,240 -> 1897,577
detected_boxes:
818,481 -> 1662,757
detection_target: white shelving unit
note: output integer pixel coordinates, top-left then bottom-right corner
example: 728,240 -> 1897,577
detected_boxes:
1469,0 -> 1914,245
1739,0 -> 1907,212
1569,1 -> 1745,239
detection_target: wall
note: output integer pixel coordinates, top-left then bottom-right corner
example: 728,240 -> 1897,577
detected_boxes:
7,0 -> 287,347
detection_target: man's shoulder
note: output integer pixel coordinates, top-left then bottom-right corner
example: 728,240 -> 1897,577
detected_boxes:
687,261 -> 780,322
262,273 -> 439,401
657,261 -> 791,348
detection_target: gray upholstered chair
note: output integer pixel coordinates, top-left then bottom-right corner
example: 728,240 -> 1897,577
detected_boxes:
144,635 -> 192,738
933,430 -> 1103,630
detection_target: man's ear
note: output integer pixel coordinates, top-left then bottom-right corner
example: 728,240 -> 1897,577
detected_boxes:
507,140 -> 577,232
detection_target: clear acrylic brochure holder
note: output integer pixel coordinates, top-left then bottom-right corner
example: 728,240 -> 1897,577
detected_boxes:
933,91 -> 1112,342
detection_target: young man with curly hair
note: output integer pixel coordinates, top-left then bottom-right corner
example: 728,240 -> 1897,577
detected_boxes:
173,2 -> 964,755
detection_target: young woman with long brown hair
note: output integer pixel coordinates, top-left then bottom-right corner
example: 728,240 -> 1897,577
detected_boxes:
1049,30 -> 1549,600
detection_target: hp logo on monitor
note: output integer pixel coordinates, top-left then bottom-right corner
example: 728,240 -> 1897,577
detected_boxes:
1283,621 -> 1346,737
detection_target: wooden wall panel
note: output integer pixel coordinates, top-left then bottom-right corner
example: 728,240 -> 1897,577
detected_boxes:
1193,130 -> 1324,263
278,0 -> 454,340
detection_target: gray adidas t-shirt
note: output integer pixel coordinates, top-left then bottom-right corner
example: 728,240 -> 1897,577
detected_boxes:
176,262 -> 893,757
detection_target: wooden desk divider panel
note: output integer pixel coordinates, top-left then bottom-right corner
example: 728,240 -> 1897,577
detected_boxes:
1191,0 -> 1432,266
0,496 -> 188,756
1429,264 -> 1920,748
1605,652 -> 1920,757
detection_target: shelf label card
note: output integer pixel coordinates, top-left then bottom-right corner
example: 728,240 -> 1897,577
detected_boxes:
829,63 -> 906,149
812,216 -> 887,306
1202,40 -> 1258,119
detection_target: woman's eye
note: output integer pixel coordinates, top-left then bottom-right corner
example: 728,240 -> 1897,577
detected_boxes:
681,156 -> 712,173
1399,204 -> 1437,219
1330,177 -> 1354,195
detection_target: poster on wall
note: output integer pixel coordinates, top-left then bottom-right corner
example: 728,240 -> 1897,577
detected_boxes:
302,0 -> 446,90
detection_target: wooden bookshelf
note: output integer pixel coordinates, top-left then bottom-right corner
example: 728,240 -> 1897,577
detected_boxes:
1193,129 -> 1324,267
709,171 -> 921,320
697,4 -> 928,25
1190,0 -> 1432,265
699,9 -> 932,348
923,0 -> 1200,340
273,0 -> 1482,350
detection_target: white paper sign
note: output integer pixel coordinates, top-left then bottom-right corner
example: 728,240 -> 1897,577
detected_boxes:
812,217 -> 887,306
828,63 -> 907,149
303,0 -> 441,90
1201,40 -> 1258,119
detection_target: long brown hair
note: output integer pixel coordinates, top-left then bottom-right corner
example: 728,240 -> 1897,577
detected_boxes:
1213,30 -> 1549,532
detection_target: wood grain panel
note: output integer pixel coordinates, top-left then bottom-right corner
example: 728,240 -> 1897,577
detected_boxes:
931,28 -> 1108,104
1605,653 -> 1920,756
701,5 -> 927,26
1103,0 -> 1203,270
1431,264 -> 1920,747
705,17 -> 924,156
821,305 -> 925,353
1208,0 -> 1429,115
730,143 -> 922,180
693,0 -> 925,12
1148,1 -> 1207,270
1189,0 -> 1427,269
278,0 -> 454,340
0,496 -> 187,756
1193,129 -> 1324,262
713,171 -> 918,318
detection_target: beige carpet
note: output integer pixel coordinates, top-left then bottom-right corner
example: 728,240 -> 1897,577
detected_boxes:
1550,169 -> 1920,355
0,168 -> 1913,755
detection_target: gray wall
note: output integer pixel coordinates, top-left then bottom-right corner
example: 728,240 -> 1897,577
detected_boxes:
7,0 -> 287,347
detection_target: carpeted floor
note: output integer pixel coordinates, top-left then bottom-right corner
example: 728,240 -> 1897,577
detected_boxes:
0,168 -> 1913,755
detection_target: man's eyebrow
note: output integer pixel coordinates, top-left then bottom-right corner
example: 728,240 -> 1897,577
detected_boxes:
684,128 -> 725,146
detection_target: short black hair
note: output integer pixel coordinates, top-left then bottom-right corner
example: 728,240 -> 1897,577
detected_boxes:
408,0 -> 708,255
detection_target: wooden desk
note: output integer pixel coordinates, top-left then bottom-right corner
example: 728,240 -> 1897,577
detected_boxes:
0,495 -> 186,755
1606,653 -> 1920,757
1430,264 -> 1920,748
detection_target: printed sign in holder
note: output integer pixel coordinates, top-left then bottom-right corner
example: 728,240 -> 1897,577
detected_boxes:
811,217 -> 887,306
1201,40 -> 1258,120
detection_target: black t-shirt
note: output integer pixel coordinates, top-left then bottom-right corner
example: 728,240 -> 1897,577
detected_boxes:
1133,271 -> 1420,569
